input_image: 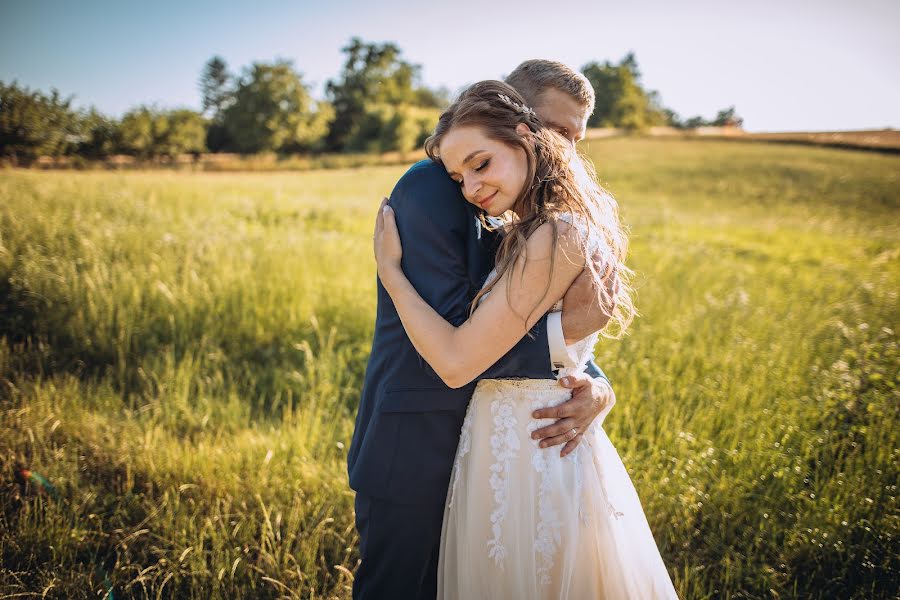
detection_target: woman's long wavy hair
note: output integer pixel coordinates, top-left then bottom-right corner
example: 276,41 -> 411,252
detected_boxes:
424,80 -> 635,338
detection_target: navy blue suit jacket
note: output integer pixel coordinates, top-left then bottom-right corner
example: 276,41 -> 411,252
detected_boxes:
347,160 -> 607,506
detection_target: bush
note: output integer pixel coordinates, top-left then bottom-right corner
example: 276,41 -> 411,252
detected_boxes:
346,103 -> 438,153
0,81 -> 80,165
118,106 -> 207,159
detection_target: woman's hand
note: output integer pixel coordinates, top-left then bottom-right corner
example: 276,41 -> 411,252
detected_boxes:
373,197 -> 403,280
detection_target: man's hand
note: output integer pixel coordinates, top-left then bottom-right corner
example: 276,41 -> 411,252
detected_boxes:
530,372 -> 616,457
560,253 -> 619,343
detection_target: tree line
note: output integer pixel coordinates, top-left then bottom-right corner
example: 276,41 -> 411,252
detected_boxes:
0,39 -> 741,166
583,52 -> 742,130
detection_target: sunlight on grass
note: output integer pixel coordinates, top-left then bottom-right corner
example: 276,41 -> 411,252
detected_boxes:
1,139 -> 897,598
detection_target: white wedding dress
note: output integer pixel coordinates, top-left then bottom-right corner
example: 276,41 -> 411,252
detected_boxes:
437,217 -> 679,599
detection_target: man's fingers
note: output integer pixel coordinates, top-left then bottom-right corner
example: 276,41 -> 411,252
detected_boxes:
532,394 -> 589,420
536,417 -> 577,440
532,377 -> 591,420
559,433 -> 584,457
537,426 -> 580,449
532,417 -> 576,445
603,271 -> 617,294
556,373 -> 592,390
531,400 -> 577,420
589,249 -> 604,268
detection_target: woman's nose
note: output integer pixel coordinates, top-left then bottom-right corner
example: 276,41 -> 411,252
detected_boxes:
464,176 -> 481,199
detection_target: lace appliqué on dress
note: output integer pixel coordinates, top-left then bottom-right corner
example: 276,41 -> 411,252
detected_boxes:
487,397 -> 519,565
528,394 -> 567,585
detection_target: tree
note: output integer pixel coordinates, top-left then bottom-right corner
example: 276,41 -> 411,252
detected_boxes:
581,53 -> 668,131
325,38 -> 441,151
713,106 -> 743,128
118,106 -> 207,158
199,56 -> 235,151
199,56 -> 233,120
346,103 -> 440,154
671,106 -> 744,129
682,115 -> 707,129
661,107 -> 683,128
75,108 -> 119,159
221,60 -> 332,154
0,81 -> 80,164
414,85 -> 451,109
118,107 -> 156,158
158,109 -> 207,156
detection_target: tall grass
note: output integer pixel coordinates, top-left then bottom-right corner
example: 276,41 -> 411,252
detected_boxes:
1,139 -> 898,598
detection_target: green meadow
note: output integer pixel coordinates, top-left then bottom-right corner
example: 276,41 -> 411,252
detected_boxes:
1,139 -> 897,599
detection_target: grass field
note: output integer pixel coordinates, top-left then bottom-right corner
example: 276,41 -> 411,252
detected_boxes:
1,139 -> 898,599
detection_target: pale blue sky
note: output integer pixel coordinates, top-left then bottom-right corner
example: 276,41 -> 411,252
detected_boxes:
1,0 -> 898,132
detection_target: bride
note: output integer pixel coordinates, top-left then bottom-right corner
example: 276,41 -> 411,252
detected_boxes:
373,80 -> 678,599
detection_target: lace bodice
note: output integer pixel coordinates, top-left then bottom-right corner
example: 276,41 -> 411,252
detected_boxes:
477,213 -> 610,377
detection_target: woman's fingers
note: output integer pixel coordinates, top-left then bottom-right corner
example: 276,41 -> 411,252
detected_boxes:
373,197 -> 401,267
378,196 -> 389,227
374,197 -> 389,257
375,197 -> 387,234
382,204 -> 396,237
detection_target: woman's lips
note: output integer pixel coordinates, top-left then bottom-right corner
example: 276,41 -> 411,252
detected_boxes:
478,191 -> 498,209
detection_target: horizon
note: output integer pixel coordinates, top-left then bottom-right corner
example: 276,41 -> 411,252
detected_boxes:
1,0 -> 898,133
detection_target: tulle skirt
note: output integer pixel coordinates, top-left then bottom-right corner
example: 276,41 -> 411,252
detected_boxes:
437,379 -> 679,599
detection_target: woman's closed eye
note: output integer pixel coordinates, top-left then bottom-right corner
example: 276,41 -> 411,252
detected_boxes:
453,159 -> 490,187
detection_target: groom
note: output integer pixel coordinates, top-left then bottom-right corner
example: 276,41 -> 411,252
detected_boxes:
348,60 -> 616,599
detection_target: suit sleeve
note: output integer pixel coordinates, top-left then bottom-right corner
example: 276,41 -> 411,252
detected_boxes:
389,162 -> 555,383
583,357 -> 610,386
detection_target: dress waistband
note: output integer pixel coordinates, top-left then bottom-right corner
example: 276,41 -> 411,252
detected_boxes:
475,378 -> 566,392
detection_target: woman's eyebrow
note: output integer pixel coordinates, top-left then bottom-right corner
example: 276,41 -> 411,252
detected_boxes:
446,150 -> 485,176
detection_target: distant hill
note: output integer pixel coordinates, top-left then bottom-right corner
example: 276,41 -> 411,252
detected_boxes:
585,127 -> 900,153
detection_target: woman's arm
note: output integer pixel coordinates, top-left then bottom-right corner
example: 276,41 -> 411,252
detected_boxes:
374,201 -> 587,389
382,160 -> 557,384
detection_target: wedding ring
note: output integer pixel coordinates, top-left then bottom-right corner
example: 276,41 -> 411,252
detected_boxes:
570,428 -> 578,437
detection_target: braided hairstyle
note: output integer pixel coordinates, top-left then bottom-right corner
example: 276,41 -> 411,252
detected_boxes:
424,80 -> 635,338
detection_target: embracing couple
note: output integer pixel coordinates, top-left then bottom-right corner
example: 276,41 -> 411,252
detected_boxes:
348,60 -> 678,599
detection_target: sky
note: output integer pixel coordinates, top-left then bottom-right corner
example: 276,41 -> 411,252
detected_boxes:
1,0 -> 898,132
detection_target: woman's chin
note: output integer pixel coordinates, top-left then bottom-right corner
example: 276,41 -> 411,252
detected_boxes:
488,205 -> 512,218
485,203 -> 506,217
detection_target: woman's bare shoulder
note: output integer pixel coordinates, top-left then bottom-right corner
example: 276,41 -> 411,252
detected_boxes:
521,217 -> 587,265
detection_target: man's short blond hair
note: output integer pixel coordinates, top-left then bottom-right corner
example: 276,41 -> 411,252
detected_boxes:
505,59 -> 595,112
